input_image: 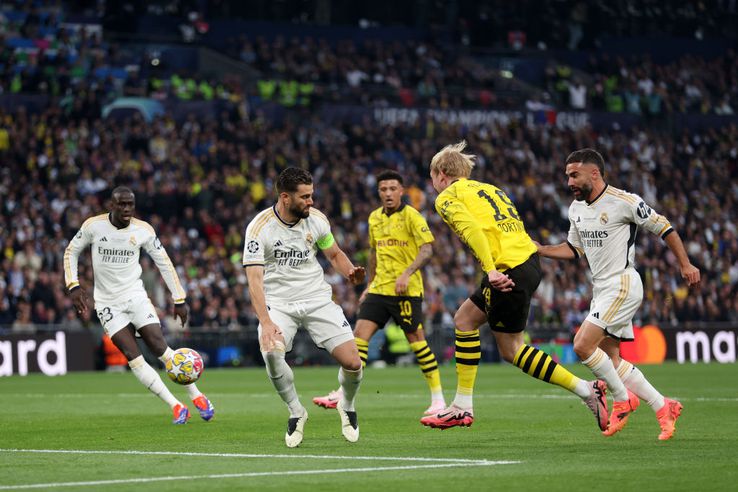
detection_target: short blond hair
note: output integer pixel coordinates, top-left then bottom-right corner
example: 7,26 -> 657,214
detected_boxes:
430,140 -> 476,178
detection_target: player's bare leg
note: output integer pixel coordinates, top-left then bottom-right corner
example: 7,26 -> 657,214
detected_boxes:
113,325 -> 188,424
331,340 -> 363,442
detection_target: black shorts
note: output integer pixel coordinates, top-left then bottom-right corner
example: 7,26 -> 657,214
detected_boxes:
357,293 -> 424,333
469,253 -> 542,333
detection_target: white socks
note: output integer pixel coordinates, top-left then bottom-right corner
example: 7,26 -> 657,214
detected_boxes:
129,355 -> 179,407
263,349 -> 304,417
574,378 -> 593,399
617,360 -> 666,411
338,367 -> 363,411
582,348 -> 628,401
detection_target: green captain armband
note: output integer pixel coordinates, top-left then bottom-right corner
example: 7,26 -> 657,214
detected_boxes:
316,233 -> 335,250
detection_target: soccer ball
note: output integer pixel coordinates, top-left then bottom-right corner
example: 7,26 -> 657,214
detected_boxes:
165,348 -> 204,385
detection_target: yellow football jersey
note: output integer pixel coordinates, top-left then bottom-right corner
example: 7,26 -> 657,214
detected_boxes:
368,204 -> 434,297
435,178 -> 536,273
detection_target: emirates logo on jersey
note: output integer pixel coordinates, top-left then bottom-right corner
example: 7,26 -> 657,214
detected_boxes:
600,213 -> 609,225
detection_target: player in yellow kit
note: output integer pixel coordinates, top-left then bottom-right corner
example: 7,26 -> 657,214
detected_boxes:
421,141 -> 608,430
313,170 -> 446,415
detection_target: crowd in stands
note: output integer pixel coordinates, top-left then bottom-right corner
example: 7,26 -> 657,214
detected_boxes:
224,36 -> 508,109
1,96 -> 736,341
3,1 -> 738,116
547,51 -> 738,116
1,2 -> 737,350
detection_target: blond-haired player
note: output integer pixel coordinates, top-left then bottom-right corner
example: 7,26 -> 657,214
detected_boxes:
421,141 -> 607,431
64,186 -> 214,424
537,148 -> 700,439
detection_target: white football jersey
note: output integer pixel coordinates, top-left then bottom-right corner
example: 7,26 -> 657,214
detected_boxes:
64,214 -> 186,305
567,185 -> 672,282
242,206 -> 335,303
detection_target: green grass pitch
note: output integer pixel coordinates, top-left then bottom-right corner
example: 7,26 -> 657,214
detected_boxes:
1,362 -> 737,491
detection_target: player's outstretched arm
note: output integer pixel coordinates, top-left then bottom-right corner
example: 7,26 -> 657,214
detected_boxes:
322,242 -> 366,285
663,231 -> 701,287
535,241 -> 579,260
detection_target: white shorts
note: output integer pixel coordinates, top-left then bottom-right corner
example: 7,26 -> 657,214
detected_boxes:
585,270 -> 643,341
259,298 -> 354,354
95,294 -> 160,337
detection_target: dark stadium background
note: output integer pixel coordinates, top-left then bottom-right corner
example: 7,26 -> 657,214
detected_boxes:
1,0 -> 736,375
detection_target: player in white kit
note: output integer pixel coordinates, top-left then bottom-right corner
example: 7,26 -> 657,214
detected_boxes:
537,149 -> 700,440
243,167 -> 365,447
64,186 -> 214,424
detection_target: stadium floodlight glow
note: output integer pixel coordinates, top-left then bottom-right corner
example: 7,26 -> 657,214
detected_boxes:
500,70 -> 513,79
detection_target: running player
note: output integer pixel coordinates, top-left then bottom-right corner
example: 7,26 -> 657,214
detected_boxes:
421,141 -> 607,431
64,186 -> 214,425
536,148 -> 700,439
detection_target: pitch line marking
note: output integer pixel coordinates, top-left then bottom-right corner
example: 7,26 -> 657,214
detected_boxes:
0,448 -> 504,463
0,449 -> 520,490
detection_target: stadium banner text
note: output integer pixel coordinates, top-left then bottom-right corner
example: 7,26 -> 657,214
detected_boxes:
314,104 -> 738,132
538,325 -> 738,365
0,331 -> 95,377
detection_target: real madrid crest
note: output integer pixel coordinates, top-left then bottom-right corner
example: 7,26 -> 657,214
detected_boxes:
305,232 -> 314,245
599,213 -> 609,225
129,236 -> 137,246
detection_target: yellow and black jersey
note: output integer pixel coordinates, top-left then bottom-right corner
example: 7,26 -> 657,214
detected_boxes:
435,178 -> 536,272
368,204 -> 434,297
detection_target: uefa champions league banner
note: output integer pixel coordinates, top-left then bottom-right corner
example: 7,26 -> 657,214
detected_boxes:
0,331 -> 95,377
316,104 -> 738,132
318,104 -> 593,130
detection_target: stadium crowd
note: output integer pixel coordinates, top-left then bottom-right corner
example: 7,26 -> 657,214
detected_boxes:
1,1 -> 737,350
4,2 -> 737,114
548,51 -> 738,115
1,96 -> 736,339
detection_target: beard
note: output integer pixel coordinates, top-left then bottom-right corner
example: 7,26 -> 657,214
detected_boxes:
571,182 -> 592,201
289,203 -> 310,219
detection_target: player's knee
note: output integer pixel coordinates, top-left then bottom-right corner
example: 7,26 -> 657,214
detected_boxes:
343,357 -> 362,372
